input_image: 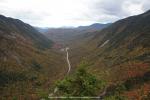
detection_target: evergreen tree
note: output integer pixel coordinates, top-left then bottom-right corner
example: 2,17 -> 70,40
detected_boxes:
56,62 -> 106,97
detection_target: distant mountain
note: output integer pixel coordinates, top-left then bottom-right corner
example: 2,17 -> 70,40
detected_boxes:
44,23 -> 111,43
35,27 -> 49,33
77,23 -> 111,31
0,15 -> 66,99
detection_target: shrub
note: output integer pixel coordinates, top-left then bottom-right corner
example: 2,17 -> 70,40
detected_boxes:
55,62 -> 106,97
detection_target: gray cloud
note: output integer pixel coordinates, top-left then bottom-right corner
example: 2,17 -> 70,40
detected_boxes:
0,0 -> 149,27
142,0 -> 150,11
83,0 -> 149,23
94,0 -> 125,16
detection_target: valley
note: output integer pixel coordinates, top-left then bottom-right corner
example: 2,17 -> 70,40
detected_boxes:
42,10 -> 150,99
0,8 -> 150,100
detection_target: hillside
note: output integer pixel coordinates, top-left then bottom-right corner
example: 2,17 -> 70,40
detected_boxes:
0,15 -> 53,49
69,10 -> 150,99
0,15 -> 67,99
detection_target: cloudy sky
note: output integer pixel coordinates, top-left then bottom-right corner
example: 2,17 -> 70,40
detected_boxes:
0,0 -> 149,27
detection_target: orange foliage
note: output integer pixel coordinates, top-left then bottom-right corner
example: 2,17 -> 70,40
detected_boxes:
127,63 -> 149,78
123,82 -> 150,100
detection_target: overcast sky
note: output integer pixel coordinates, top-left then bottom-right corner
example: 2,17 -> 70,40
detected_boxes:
0,0 -> 149,27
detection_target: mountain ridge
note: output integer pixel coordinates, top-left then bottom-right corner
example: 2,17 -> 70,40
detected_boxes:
41,23 -> 111,43
0,14 -> 53,49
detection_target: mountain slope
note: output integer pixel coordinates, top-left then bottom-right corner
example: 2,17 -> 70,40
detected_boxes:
70,10 -> 150,99
0,15 -> 53,49
0,15 -> 66,99
94,10 -> 150,49
91,10 -> 150,77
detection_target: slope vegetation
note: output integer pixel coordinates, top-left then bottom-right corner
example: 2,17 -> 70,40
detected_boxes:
0,15 -> 66,99
69,10 -> 150,99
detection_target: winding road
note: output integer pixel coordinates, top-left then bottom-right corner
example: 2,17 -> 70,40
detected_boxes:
47,47 -> 107,99
48,47 -> 71,98
66,47 -> 71,74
